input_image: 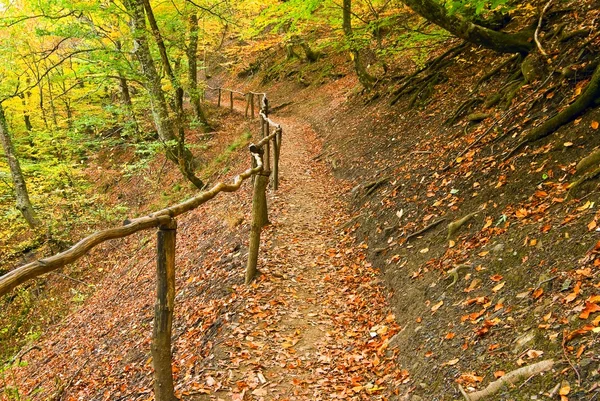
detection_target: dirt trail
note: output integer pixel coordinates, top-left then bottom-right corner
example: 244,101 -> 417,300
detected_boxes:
198,116 -> 406,400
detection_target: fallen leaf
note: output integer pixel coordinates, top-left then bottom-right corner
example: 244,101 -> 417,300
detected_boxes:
559,381 -> 571,396
526,349 -> 544,359
592,121 -> 599,130
442,358 -> 460,366
431,300 -> 444,313
492,282 -> 505,293
579,302 -> 600,319
494,370 -> 505,378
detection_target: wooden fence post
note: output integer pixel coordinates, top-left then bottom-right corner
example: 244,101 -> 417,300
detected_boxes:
230,91 -> 234,111
245,93 -> 250,117
152,218 -> 177,401
250,93 -> 255,119
217,88 -> 221,107
263,98 -> 271,176
246,167 -> 269,285
273,128 -> 282,190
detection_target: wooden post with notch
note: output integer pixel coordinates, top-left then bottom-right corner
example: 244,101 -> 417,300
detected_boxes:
250,93 -> 255,119
217,88 -> 221,107
246,147 -> 269,284
152,218 -> 177,401
263,97 -> 271,178
230,91 -> 233,111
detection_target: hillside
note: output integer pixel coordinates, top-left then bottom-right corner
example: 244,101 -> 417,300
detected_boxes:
2,0 -> 600,400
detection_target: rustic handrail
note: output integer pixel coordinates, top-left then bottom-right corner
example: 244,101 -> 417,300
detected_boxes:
0,151 -> 265,298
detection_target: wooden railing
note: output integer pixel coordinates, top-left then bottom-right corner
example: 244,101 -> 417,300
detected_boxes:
0,87 -> 283,401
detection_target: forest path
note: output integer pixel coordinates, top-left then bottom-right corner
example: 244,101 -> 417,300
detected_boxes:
199,115 -> 406,400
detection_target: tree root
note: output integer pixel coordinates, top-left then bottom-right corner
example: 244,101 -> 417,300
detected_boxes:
504,60 -> 600,162
447,212 -> 478,240
445,264 -> 470,288
458,360 -> 554,401
568,166 -> 600,195
446,98 -> 481,126
390,42 -> 467,106
363,176 -> 390,197
405,218 -> 447,242
473,54 -> 521,91
576,149 -> 600,175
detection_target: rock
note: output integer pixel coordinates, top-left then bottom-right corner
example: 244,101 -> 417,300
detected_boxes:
491,243 -> 505,253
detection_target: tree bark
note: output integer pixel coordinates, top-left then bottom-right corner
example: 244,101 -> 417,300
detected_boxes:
186,13 -> 210,130
343,0 -> 375,90
400,0 -> 534,54
0,103 -> 38,228
142,0 -> 184,117
124,0 -> 204,189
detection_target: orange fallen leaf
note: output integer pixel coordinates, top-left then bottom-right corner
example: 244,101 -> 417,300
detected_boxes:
490,274 -> 503,282
592,121 -> 599,130
564,281 -> 582,303
533,287 -> 544,299
579,302 -> 600,319
494,370 -> 505,378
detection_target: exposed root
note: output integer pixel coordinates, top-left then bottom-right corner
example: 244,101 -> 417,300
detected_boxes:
458,360 -> 554,401
504,60 -> 600,162
405,218 -> 447,242
576,149 -> 600,175
446,98 -> 481,126
445,264 -> 470,288
390,42 -> 468,106
473,53 -> 521,91
568,166 -> 600,196
447,212 -> 478,240
363,176 -> 390,197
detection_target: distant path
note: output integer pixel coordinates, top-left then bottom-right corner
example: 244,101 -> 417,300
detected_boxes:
199,115 -> 406,400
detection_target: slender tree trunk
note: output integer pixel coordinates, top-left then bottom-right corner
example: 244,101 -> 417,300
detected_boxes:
47,75 -> 58,128
115,41 -> 139,132
0,103 -> 38,228
19,93 -> 33,132
142,0 -> 184,117
400,0 -> 533,54
38,78 -> 48,130
343,0 -> 374,90
124,0 -> 204,189
186,13 -> 210,130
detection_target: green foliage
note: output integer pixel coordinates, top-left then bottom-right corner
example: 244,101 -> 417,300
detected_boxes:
442,0 -> 509,15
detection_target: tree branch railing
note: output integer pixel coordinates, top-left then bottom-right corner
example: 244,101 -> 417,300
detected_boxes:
0,87 -> 283,401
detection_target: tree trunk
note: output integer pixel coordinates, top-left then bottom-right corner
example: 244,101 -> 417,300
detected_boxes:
186,13 -> 210,130
124,0 -> 204,189
19,94 -> 33,132
47,75 -> 58,128
400,0 -> 533,54
142,0 -> 184,117
343,0 -> 375,90
115,41 -> 139,132
0,103 -> 38,228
